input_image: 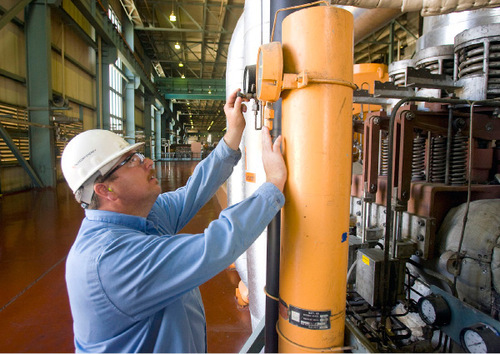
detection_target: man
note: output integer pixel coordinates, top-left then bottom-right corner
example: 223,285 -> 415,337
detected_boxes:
61,89 -> 287,353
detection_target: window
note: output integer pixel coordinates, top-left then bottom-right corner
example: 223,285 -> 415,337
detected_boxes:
108,7 -> 124,134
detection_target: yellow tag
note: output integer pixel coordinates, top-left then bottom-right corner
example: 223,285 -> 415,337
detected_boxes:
362,255 -> 370,266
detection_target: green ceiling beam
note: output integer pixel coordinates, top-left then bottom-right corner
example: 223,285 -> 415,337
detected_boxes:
163,93 -> 225,100
157,78 -> 225,100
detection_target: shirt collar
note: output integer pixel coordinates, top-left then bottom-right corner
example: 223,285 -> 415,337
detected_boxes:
85,209 -> 148,231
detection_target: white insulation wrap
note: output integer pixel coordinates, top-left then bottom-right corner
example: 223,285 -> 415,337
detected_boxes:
332,0 -> 500,16
242,0 -> 271,330
226,15 -> 249,287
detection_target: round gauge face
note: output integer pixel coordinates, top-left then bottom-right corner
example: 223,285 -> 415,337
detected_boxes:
420,299 -> 437,324
462,330 -> 487,353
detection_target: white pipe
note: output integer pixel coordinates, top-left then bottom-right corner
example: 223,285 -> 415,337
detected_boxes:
243,0 -> 271,330
226,15 -> 249,288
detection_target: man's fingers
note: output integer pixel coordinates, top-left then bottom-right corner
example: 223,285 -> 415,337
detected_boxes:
262,127 -> 272,151
273,135 -> 282,153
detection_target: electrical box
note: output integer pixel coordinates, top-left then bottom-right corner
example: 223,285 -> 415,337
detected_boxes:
355,248 -> 400,307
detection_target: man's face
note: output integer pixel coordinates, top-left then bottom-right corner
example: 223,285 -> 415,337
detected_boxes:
105,151 -> 161,210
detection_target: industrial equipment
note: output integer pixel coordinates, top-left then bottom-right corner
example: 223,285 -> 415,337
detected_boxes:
234,3 -> 500,353
347,13 -> 500,353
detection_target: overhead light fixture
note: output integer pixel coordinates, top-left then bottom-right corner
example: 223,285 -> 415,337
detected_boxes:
179,62 -> 184,67
208,89 -> 212,94
169,10 -> 176,22
181,74 -> 185,79
175,42 -> 180,50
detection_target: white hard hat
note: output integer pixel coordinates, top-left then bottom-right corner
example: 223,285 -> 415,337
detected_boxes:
61,129 -> 143,205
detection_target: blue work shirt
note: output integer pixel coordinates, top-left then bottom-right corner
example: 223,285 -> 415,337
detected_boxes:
65,140 -> 285,353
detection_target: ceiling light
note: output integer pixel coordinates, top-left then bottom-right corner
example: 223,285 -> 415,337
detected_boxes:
179,62 -> 184,67
169,11 -> 176,22
181,74 -> 185,79
208,89 -> 212,94
175,42 -> 180,50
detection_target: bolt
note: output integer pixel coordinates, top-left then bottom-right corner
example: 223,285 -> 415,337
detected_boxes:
402,190 -> 409,199
373,117 -> 380,125
418,219 -> 425,227
405,111 -> 416,121
417,234 -> 424,241
415,250 -> 422,257
356,211 -> 362,216
486,122 -> 493,131
356,200 -> 362,205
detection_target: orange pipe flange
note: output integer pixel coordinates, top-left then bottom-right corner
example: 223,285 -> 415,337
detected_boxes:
278,6 -> 353,352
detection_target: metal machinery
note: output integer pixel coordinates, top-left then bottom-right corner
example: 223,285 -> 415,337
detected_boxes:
347,12 -> 500,353
235,3 -> 500,353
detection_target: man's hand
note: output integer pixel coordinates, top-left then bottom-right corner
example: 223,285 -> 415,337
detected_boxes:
223,89 -> 248,151
262,127 -> 287,192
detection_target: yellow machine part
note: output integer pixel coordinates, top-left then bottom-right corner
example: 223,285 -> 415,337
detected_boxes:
352,63 -> 389,161
352,63 -> 389,116
277,6 -> 353,352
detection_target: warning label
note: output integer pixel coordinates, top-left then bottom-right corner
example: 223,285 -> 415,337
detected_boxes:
245,172 -> 256,183
288,305 -> 331,330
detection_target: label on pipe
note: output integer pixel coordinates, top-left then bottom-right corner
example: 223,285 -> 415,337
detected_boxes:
287,304 -> 331,330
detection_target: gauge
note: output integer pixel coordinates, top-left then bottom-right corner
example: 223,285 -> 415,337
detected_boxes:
255,42 -> 283,103
417,294 -> 451,326
243,65 -> 256,95
460,323 -> 500,353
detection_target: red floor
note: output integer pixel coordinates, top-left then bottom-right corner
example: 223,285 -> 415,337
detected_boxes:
0,160 -> 251,352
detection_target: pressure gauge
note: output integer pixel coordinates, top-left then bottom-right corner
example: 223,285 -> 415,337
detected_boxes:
417,294 -> 451,326
255,42 -> 283,103
460,323 -> 500,353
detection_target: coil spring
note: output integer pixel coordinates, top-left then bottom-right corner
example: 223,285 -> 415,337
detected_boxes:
450,134 -> 468,185
391,72 -> 406,86
429,136 -> 447,183
412,136 -> 426,181
457,41 -> 500,98
380,136 -> 389,176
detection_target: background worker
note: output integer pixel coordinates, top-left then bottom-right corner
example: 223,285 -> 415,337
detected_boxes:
60,89 -> 287,353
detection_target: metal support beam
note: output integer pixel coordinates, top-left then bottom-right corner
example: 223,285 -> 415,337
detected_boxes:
0,123 -> 43,188
101,44 -> 115,131
157,77 -> 225,100
0,0 -> 33,31
144,97 -> 153,158
70,0 -> 170,114
155,108 -> 162,160
124,18 -> 136,143
25,0 -> 56,187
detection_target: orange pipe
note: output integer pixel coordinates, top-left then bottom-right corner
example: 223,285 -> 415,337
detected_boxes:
278,6 -> 353,352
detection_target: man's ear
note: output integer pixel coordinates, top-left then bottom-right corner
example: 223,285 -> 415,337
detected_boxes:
94,183 -> 116,201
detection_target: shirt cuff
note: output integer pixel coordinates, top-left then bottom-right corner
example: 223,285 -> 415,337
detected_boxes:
257,182 -> 285,211
214,138 -> 242,164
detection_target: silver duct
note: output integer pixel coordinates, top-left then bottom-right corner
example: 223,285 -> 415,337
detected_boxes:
417,7 -> 500,50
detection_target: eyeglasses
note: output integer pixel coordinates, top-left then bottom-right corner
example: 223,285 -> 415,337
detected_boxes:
102,152 -> 145,180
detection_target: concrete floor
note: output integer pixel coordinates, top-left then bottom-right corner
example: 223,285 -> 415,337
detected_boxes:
0,160 -> 251,352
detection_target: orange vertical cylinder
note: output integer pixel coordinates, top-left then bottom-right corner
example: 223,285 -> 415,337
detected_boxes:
278,6 -> 353,352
